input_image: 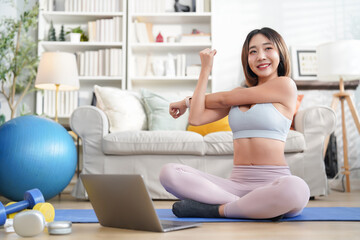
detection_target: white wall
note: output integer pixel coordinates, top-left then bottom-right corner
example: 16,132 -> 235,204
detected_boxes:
212,0 -> 360,91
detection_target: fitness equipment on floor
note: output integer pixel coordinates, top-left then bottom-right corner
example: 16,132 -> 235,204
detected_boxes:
13,211 -> 72,237
33,202 -> 55,222
0,189 -> 44,226
5,202 -> 27,219
6,202 -> 55,222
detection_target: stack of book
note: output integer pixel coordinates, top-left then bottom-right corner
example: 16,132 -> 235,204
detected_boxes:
76,49 -> 123,76
88,17 -> 122,42
63,0 -> 122,12
43,90 -> 78,118
132,0 -> 166,13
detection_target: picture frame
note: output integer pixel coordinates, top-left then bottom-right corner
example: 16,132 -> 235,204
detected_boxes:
290,46 -> 317,81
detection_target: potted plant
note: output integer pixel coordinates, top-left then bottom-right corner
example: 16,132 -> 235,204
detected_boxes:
0,1 -> 39,119
66,26 -> 88,42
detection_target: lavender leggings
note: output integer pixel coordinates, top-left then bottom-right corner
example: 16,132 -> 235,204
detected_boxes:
159,163 -> 310,219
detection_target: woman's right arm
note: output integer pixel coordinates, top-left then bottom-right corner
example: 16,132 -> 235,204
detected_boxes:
169,49 -> 230,125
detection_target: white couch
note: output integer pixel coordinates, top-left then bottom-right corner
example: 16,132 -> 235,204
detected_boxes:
69,88 -> 336,200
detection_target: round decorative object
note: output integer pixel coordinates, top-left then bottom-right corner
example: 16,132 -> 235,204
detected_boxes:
0,115 -> 76,201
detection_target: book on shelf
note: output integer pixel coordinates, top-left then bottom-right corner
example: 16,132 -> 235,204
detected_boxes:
195,0 -> 211,12
40,0 -> 55,11
134,54 -> 186,78
186,64 -> 201,76
43,90 -> 78,118
134,20 -> 149,43
132,0 -> 166,13
134,21 -> 155,43
87,17 -> 122,42
176,54 -> 186,76
76,48 -> 122,77
63,0 -> 121,12
134,56 -> 147,77
145,23 -> 154,43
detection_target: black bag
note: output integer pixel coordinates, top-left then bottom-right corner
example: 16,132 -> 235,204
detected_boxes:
324,133 -> 338,178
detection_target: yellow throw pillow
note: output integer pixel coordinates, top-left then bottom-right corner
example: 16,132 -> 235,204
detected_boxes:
187,116 -> 231,136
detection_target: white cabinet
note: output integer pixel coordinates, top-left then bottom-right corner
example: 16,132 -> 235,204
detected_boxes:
127,0 -> 212,92
36,0 -> 127,118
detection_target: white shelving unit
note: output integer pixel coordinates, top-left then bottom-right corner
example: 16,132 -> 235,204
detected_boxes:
36,0 -> 127,118
127,0 -> 212,92
36,0 -> 212,117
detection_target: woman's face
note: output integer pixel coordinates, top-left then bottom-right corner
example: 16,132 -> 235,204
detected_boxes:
248,34 -> 280,82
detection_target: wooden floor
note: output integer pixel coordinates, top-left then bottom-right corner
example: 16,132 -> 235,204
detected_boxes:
1,189 -> 359,240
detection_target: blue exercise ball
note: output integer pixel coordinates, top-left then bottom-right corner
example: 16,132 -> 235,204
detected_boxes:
0,115 -> 77,201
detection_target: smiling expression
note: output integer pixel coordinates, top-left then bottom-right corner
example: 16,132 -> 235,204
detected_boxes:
248,34 -> 280,83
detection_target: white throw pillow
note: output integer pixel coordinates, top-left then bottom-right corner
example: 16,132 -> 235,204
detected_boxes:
94,85 -> 147,132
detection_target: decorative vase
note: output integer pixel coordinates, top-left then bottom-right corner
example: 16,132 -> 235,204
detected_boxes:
70,33 -> 81,43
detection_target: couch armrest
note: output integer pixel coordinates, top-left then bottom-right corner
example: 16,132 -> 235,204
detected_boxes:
70,106 -> 109,139
293,106 -> 336,197
70,106 -> 110,199
294,106 -> 336,136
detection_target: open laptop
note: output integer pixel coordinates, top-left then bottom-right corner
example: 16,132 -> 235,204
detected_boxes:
81,174 -> 201,232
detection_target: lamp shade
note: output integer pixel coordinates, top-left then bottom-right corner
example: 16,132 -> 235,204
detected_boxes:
317,40 -> 360,82
35,52 -> 79,90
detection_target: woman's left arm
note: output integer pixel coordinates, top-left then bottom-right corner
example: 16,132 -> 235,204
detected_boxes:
204,77 -> 297,110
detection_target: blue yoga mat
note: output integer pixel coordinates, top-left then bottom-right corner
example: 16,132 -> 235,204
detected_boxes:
54,207 -> 360,223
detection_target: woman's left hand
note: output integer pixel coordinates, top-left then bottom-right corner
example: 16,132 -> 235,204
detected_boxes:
169,100 -> 187,119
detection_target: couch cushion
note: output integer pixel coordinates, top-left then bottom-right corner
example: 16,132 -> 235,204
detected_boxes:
102,130 -> 305,156
204,131 -> 233,155
284,130 -> 306,153
102,130 -> 205,155
205,130 -> 305,155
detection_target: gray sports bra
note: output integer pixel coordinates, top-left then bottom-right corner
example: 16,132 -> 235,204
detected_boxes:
228,103 -> 292,142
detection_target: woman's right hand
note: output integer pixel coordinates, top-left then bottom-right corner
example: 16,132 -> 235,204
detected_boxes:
169,100 -> 187,119
199,48 -> 217,73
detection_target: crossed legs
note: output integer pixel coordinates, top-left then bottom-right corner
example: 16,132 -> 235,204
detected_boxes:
159,163 -> 310,219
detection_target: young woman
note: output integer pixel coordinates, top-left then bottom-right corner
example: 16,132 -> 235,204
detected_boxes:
159,27 -> 310,220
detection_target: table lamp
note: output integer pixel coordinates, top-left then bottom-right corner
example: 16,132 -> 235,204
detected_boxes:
35,52 -> 80,122
317,40 -> 360,192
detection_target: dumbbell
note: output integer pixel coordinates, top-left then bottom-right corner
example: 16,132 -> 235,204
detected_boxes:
6,202 -> 55,223
0,188 -> 45,226
5,202 -> 25,219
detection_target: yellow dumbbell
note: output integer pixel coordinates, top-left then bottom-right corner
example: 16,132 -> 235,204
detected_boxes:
5,202 -> 29,219
33,203 -> 55,223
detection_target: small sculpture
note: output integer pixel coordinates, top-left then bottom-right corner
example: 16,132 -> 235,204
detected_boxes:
174,0 -> 190,12
156,32 -> 164,43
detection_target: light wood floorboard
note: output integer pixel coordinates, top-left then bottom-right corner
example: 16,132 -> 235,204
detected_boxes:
1,189 -> 359,240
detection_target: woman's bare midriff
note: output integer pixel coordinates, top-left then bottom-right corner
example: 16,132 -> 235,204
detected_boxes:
233,138 -> 287,166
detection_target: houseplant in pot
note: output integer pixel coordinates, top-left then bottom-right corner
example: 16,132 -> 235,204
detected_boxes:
0,1 -> 39,119
66,26 -> 88,42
